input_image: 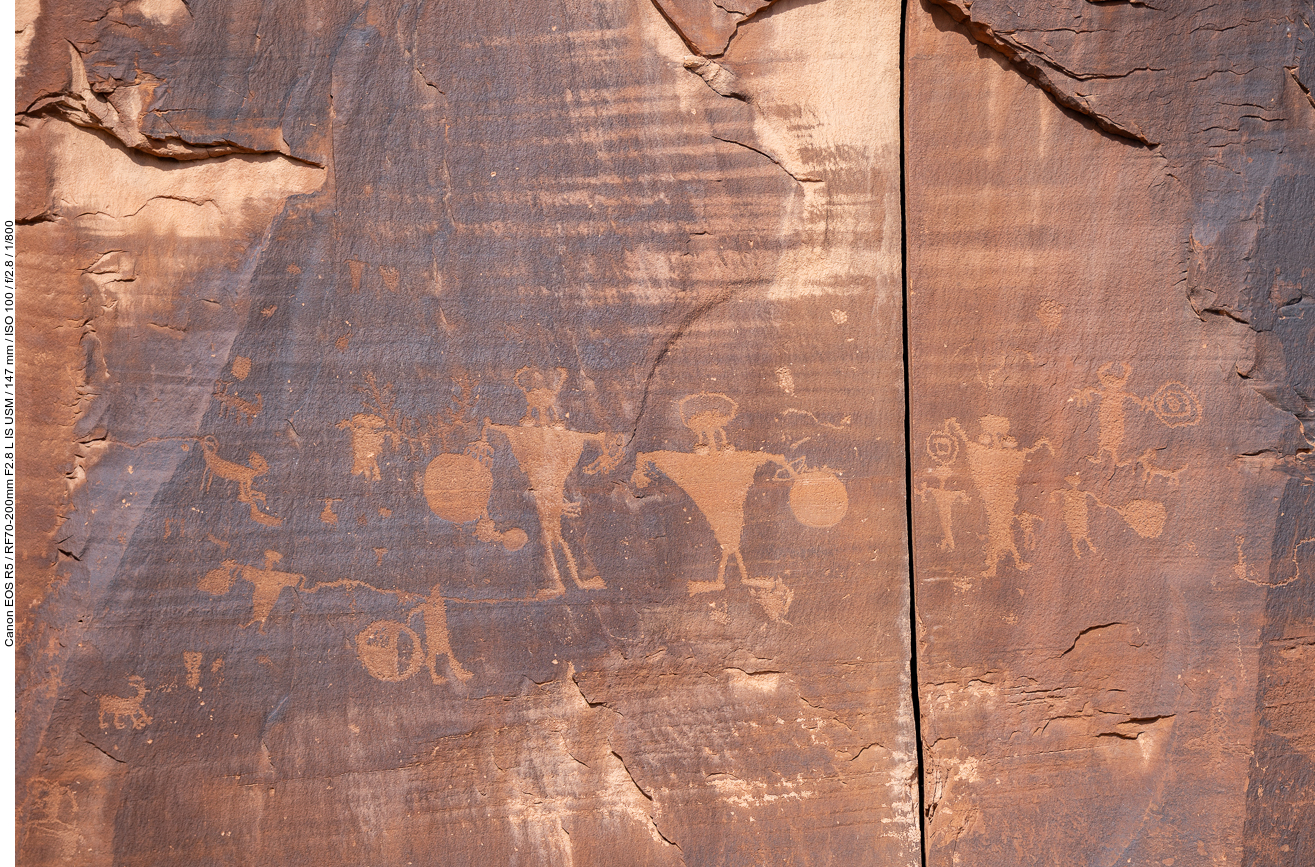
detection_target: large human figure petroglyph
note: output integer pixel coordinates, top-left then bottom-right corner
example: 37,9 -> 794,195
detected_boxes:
476,366 -> 626,598
944,417 -> 1052,577
488,420 -> 624,598
634,394 -> 848,595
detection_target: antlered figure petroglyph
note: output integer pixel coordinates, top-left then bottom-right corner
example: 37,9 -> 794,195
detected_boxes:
1073,363 -> 1201,466
98,675 -> 152,731
337,413 -> 392,481
515,366 -> 569,426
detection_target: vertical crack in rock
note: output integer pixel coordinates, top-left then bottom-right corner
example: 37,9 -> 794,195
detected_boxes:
899,3 -> 929,864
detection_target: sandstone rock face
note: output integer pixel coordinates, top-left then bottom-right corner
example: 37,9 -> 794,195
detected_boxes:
16,1 -> 915,864
14,0 -> 1314,864
907,1 -> 1315,864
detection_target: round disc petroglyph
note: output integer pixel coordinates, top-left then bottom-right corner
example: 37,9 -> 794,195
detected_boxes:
788,471 -> 849,529
423,453 -> 493,524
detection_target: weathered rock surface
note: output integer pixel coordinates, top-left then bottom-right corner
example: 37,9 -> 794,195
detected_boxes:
908,1 -> 1314,864
15,0 -> 1314,863
16,0 -> 915,864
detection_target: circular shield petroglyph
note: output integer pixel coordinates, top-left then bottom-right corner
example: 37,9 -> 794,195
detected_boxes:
1151,382 -> 1201,428
423,453 -> 493,523
789,470 -> 849,529
356,621 -> 425,682
926,427 -> 959,465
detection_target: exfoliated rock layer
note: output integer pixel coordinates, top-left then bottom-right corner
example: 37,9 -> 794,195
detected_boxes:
907,1 -> 1315,864
16,0 -> 916,864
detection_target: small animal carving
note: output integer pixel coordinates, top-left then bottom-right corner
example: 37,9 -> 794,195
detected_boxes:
1135,448 -> 1186,486
213,380 -> 263,424
515,366 -> 568,426
98,676 -> 152,731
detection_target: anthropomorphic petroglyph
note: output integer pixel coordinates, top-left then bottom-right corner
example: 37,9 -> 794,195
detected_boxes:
321,498 -> 341,525
184,652 -> 204,689
1050,474 -> 1166,556
635,394 -> 847,594
944,417 -> 1052,577
336,413 -> 392,481
919,468 -> 971,552
199,551 -> 305,631
489,421 -> 625,597
25,777 -> 80,857
355,588 -> 474,685
1073,362 -> 1141,465
409,585 -> 472,683
920,426 -> 971,552
199,436 -> 282,526
1052,474 -> 1099,557
98,675 -> 152,730
515,366 -> 569,426
1074,363 -> 1201,466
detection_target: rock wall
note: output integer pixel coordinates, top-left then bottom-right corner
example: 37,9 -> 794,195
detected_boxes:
14,0 -> 1313,864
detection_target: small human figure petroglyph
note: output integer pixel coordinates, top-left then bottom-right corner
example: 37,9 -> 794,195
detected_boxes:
336,414 -> 393,481
920,425 -> 970,552
98,675 -> 152,731
321,498 -> 341,525
184,652 -> 203,689
199,436 -> 282,526
1051,474 -> 1099,558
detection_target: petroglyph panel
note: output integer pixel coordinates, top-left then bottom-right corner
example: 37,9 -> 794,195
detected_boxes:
906,2 -> 1311,863
17,0 -> 912,864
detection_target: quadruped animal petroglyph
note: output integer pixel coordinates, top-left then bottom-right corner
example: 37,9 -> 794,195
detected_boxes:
97,675 -> 152,731
199,436 -> 283,526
